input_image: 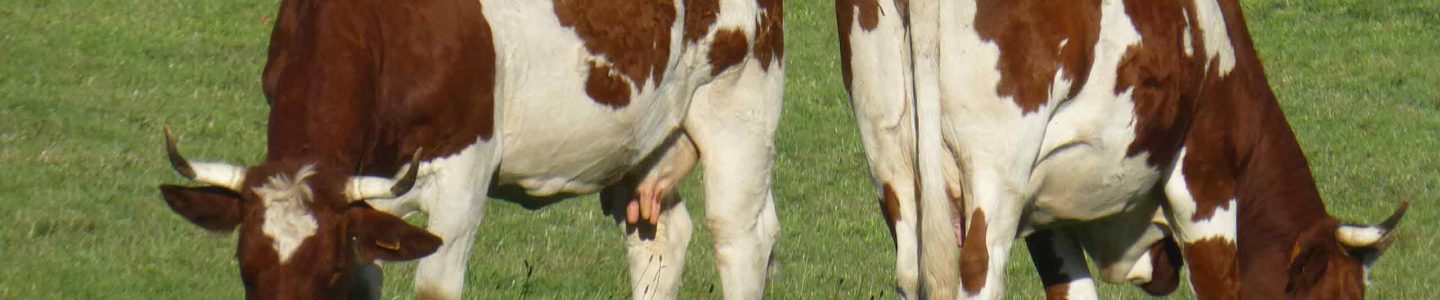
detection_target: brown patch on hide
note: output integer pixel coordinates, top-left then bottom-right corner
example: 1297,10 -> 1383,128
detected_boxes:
1184,238 -> 1239,300
960,209 -> 989,294
708,29 -> 749,76
973,0 -> 1102,113
554,0 -> 677,108
879,183 -> 903,241
752,0 -> 784,69
683,0 -> 719,43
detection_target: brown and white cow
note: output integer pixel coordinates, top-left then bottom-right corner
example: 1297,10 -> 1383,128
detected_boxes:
157,0 -> 783,299
838,0 -> 1407,299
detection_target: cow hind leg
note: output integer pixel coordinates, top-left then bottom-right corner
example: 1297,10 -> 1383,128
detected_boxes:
684,53 -> 783,299
411,140 -> 501,300
957,175 -> 1024,299
878,180 -> 921,299
1026,229 -> 1099,300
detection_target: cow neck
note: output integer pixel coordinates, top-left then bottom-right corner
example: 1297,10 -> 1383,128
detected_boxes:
264,101 -> 368,175
1195,3 -> 1338,287
261,0 -> 400,176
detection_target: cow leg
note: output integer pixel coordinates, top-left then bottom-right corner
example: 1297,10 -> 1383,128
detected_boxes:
1026,229 -> 1098,300
957,172 -> 1024,300
410,141 -> 501,300
838,0 -> 922,295
1135,224 -> 1184,296
872,177 -> 921,299
684,52 -> 783,299
600,134 -> 698,300
1068,199 -> 1169,286
601,187 -> 693,300
1162,148 -> 1240,299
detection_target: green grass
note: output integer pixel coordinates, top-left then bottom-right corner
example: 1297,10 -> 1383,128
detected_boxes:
0,0 -> 1434,298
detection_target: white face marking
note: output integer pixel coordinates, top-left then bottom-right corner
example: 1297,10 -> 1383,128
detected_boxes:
1193,0 -> 1237,74
1164,148 -> 1238,243
253,164 -> 319,263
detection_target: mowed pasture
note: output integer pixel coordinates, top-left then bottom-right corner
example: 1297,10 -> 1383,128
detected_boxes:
0,0 -> 1435,298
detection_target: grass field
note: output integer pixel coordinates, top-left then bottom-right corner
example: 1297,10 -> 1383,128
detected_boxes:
1,0 -> 1435,298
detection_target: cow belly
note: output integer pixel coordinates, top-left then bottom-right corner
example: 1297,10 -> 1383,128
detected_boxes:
1027,92 -> 1163,224
490,70 -> 686,199
1028,142 -> 1162,224
479,0 -> 694,200
493,110 -> 679,199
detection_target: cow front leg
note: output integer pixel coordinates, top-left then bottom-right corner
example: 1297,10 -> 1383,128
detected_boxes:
1069,199 -> 1170,286
1162,147 -> 1240,300
1026,229 -> 1099,300
1135,226 -> 1184,296
411,141 -> 500,300
684,50 -> 783,299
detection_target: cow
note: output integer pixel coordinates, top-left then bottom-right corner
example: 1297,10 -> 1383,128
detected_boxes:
836,0 -> 1407,299
155,0 -> 784,299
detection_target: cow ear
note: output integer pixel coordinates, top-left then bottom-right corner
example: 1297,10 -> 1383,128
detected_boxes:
158,184 -> 243,232
346,207 -> 442,262
1285,239 -> 1330,292
1286,224 -> 1347,293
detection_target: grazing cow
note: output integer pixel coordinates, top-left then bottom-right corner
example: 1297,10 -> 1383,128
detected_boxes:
837,0 -> 1407,299
157,0 -> 784,299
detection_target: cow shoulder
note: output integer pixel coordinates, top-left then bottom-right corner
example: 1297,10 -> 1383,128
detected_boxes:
371,0 -> 498,165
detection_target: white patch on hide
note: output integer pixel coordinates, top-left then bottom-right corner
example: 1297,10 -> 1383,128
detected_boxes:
1181,10 -> 1195,57
1187,199 -> 1237,242
1164,148 -> 1237,243
1193,0 -> 1236,74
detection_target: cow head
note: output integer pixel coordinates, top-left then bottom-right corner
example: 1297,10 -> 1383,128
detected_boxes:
156,128 -> 441,300
1284,201 -> 1408,298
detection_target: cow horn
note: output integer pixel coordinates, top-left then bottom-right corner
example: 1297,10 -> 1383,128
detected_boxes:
1336,200 -> 1409,248
1377,200 -> 1409,232
164,126 -> 246,190
345,149 -> 423,201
